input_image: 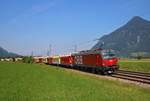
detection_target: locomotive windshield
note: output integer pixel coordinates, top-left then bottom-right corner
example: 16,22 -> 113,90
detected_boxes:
101,50 -> 116,59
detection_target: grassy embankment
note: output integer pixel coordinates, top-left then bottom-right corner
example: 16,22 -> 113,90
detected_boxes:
0,62 -> 150,101
119,59 -> 150,73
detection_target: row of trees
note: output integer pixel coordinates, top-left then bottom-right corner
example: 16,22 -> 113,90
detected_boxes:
130,52 -> 148,59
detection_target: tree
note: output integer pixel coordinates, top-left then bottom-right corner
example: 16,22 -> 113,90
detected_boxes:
22,56 -> 33,63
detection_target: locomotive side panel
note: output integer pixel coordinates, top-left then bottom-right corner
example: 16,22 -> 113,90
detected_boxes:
82,54 -> 102,67
73,54 -> 102,67
74,55 -> 83,65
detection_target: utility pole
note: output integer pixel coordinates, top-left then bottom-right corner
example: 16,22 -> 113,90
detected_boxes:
47,50 -> 49,56
49,44 -> 52,56
74,45 -> 77,52
31,51 -> 33,57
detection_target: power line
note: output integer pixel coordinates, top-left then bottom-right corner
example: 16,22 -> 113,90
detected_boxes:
73,38 -> 102,51
31,51 -> 33,56
74,45 -> 77,52
49,44 -> 52,56
47,44 -> 52,56
48,37 -> 102,55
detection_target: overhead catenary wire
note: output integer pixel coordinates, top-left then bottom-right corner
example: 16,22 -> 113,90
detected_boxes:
45,37 -> 102,56
74,38 -> 102,51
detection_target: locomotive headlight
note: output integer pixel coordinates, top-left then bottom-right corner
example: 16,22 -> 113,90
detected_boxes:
109,60 -> 113,62
102,63 -> 106,66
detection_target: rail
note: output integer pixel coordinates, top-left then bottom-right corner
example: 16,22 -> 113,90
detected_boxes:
111,70 -> 150,84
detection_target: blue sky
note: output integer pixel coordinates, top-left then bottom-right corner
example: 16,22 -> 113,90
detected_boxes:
0,0 -> 150,56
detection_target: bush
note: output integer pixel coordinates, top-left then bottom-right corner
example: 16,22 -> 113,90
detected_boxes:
22,56 -> 33,63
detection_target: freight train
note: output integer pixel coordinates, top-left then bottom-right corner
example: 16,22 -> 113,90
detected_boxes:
33,49 -> 119,74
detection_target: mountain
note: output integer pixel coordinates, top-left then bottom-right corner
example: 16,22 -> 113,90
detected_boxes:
0,46 -> 20,58
92,16 -> 150,57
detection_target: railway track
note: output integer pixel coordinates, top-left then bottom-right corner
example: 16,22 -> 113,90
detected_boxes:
111,70 -> 150,84
50,64 -> 150,85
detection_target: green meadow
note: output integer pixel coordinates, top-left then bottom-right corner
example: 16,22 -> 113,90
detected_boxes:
0,62 -> 149,101
119,59 -> 150,73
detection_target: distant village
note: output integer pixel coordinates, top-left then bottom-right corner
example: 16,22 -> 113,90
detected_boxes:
0,57 -> 23,62
0,56 -> 48,63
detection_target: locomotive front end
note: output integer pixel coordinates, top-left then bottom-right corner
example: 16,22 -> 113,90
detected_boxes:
101,50 -> 119,73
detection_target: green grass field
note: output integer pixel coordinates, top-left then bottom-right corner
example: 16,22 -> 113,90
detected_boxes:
119,59 -> 150,73
0,62 -> 150,101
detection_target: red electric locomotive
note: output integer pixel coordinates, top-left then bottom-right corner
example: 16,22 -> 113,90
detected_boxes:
72,49 -> 119,74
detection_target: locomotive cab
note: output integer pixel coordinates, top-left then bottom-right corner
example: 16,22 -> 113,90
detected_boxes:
101,49 -> 119,73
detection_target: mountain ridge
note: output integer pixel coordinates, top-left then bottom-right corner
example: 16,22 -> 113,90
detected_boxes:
0,46 -> 20,58
92,16 -> 150,57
